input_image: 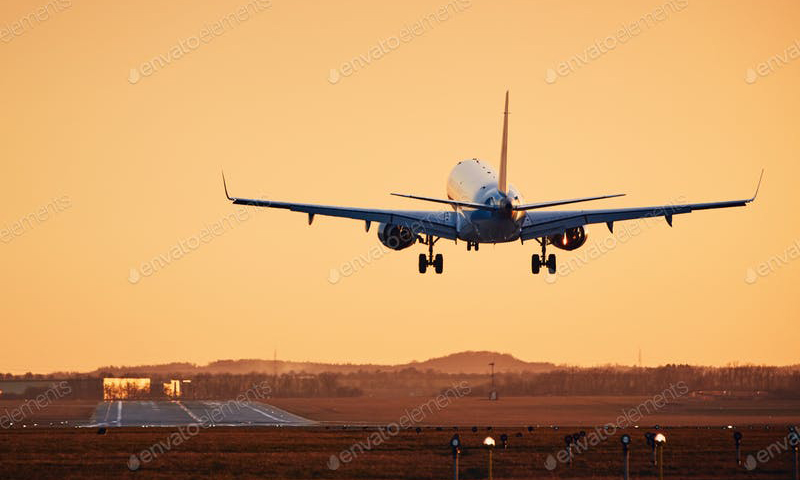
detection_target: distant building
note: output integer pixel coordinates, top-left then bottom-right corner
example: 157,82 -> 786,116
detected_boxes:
163,380 -> 182,398
103,378 -> 150,400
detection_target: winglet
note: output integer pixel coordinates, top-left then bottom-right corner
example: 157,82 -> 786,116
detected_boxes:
222,170 -> 233,200
749,169 -> 764,202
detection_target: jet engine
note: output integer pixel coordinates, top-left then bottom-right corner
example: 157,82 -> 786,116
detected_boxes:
378,223 -> 417,251
549,226 -> 587,251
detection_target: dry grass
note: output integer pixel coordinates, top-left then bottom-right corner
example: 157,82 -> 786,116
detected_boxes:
267,396 -> 800,426
0,400 -> 97,425
0,426 -> 797,479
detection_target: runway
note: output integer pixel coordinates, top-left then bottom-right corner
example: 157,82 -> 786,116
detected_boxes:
86,400 -> 315,427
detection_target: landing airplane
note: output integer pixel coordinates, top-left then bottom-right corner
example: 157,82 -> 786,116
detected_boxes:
223,92 -> 761,275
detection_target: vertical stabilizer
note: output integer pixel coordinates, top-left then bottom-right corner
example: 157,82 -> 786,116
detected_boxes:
499,91 -> 509,194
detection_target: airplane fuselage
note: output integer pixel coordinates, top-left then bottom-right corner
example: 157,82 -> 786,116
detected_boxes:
446,158 -> 526,243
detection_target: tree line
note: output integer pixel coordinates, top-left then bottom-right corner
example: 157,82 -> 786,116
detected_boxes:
2,365 -> 799,399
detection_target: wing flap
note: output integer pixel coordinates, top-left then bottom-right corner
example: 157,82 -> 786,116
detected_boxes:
520,201 -> 746,240
229,196 -> 458,239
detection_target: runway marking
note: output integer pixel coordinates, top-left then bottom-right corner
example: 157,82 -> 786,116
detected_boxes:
102,401 -> 113,423
241,402 -> 285,422
81,400 -> 313,428
174,401 -> 203,423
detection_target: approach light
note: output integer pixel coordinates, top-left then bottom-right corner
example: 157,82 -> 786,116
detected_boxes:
450,434 -> 462,479
654,433 -> 667,444
483,436 -> 496,447
621,434 -> 631,445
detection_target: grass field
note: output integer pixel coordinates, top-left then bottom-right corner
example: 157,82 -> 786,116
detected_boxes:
267,396 -> 800,427
0,426 -> 797,479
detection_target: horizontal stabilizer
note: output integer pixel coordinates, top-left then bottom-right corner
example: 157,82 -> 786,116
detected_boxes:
513,193 -> 626,211
391,193 -> 496,211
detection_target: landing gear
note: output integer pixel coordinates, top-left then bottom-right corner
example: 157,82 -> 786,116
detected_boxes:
531,239 -> 557,275
418,235 -> 443,274
466,241 -> 479,251
434,254 -> 443,274
546,254 -> 556,275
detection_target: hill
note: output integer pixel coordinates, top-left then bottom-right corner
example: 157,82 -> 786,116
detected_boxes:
87,351 -> 556,377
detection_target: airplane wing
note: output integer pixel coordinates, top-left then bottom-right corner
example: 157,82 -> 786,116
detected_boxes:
520,172 -> 763,241
224,175 -> 458,240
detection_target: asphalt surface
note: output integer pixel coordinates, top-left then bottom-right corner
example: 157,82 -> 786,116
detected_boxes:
86,400 -> 314,427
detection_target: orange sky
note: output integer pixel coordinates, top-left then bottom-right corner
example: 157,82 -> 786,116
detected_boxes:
1,0 -> 798,374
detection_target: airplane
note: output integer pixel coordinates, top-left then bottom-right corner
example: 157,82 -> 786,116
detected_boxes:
223,92 -> 762,275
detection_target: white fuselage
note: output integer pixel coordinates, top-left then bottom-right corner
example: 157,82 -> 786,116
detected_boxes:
446,159 -> 526,243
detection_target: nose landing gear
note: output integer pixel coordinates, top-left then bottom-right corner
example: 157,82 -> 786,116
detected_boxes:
418,235 -> 443,274
532,238 -> 556,275
466,241 -> 479,251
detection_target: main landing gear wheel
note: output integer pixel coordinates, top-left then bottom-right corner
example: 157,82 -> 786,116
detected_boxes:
546,254 -> 556,275
531,239 -> 557,275
531,254 -> 541,274
418,235 -> 443,274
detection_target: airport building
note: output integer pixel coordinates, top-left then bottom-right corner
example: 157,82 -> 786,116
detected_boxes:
0,377 -> 193,401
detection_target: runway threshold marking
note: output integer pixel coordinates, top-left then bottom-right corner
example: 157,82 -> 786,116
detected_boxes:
115,401 -> 122,424
174,401 -> 203,423
102,401 -> 113,423
241,402 -> 285,422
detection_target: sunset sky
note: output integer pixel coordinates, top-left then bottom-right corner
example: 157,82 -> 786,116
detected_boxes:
1,0 -> 798,374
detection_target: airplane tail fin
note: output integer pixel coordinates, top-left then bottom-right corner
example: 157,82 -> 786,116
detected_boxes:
498,91 -> 509,195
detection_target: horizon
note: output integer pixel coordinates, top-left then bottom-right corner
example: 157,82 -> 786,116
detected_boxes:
14,350 -> 800,376
2,0 -> 798,375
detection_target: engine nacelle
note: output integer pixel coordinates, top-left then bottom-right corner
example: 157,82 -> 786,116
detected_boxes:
549,226 -> 587,251
378,223 -> 417,251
